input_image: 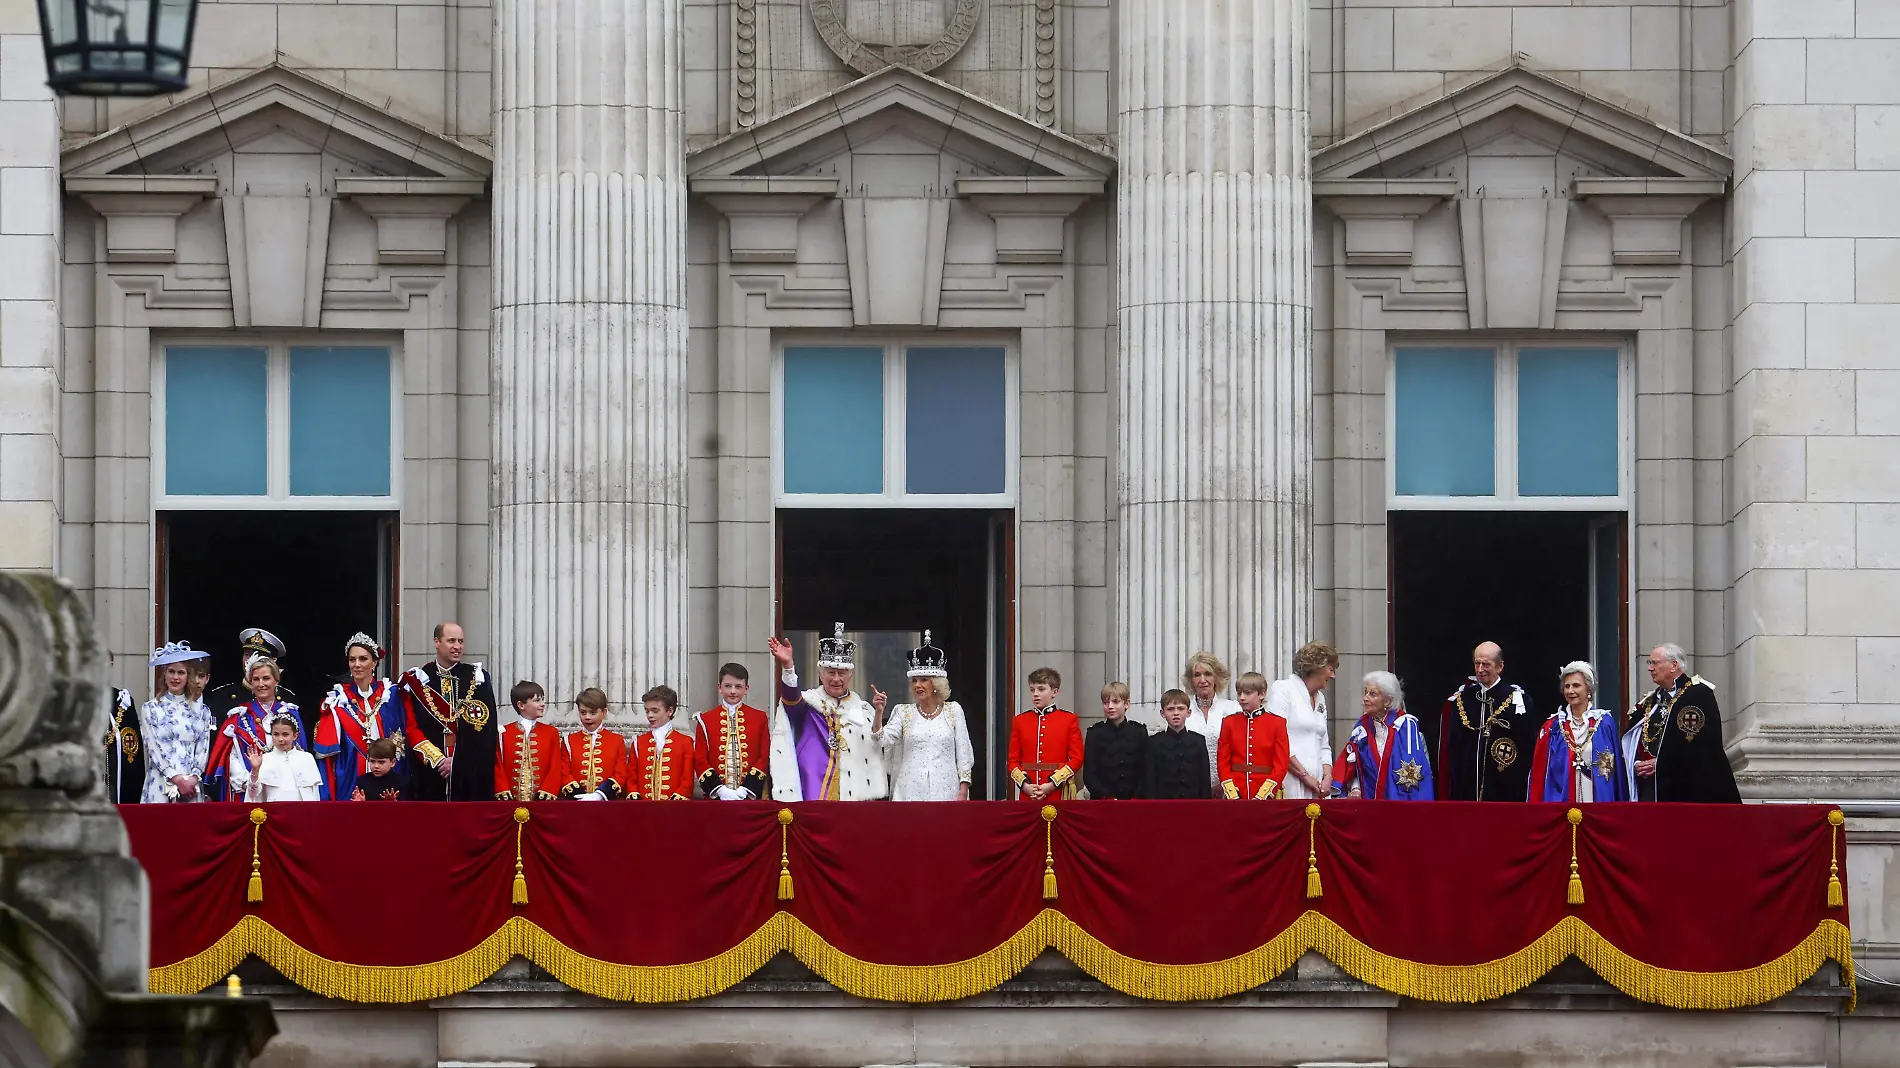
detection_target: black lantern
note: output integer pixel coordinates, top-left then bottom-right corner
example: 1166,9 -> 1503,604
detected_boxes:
34,0 -> 197,96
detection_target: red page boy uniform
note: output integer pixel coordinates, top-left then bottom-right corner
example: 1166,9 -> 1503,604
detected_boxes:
495,718 -> 568,801
1007,706 -> 1084,800
562,725 -> 629,800
627,722 -> 697,801
1218,707 -> 1289,799
694,702 -> 769,800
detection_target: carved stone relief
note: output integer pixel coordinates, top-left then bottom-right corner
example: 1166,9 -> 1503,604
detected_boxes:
744,0 -> 1051,132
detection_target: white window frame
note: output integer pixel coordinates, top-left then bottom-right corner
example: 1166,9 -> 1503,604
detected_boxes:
772,335 -> 1019,508
1385,337 -> 1632,511
152,335 -> 403,510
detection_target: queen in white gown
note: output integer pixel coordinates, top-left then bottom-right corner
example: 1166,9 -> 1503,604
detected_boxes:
877,632 -> 975,801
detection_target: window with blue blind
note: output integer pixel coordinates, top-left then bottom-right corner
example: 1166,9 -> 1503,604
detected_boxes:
289,347 -> 392,496
905,347 -> 1006,494
783,346 -> 885,494
164,346 -> 268,496
778,340 -> 1015,504
1393,347 -> 1496,497
1389,342 -> 1627,505
1517,348 -> 1619,497
160,341 -> 397,504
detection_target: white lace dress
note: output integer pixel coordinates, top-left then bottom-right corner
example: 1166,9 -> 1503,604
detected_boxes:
877,701 -> 975,801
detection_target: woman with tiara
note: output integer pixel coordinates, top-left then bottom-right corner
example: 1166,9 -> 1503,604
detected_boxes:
141,641 -> 215,802
240,709 -> 326,802
875,631 -> 975,801
205,654 -> 307,801
313,633 -> 406,801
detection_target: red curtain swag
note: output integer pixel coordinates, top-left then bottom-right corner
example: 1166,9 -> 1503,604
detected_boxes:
120,800 -> 1853,1009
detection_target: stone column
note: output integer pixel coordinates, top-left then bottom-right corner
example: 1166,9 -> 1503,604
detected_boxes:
1114,0 -> 1311,704
491,0 -> 687,717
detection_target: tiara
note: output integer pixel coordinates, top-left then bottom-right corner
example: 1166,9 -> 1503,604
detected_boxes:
344,632 -> 385,661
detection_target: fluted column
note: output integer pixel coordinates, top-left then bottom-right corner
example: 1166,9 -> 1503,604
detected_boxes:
491,0 -> 687,715
1114,0 -> 1311,705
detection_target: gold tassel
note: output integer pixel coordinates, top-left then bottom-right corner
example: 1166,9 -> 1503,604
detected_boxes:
1566,808 -> 1585,907
777,809 -> 796,901
512,807 -> 530,907
1041,805 -> 1059,901
1304,803 -> 1323,900
246,808 -> 267,904
1827,809 -> 1845,909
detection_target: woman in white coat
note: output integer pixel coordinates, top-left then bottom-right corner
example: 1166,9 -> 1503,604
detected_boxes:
1268,641 -> 1338,800
1183,651 -> 1242,789
877,632 -> 975,801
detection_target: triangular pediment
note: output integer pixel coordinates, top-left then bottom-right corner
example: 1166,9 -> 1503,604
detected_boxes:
687,66 -> 1115,187
60,63 -> 490,181
1314,65 -> 1730,184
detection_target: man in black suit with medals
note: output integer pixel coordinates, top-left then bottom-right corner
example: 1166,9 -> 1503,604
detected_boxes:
1438,641 -> 1538,801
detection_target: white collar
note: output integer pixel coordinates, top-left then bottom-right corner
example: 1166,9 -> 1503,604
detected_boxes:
721,700 -> 742,714
650,722 -> 674,742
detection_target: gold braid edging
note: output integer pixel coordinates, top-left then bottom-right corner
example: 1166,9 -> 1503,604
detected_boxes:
148,911 -> 1855,1011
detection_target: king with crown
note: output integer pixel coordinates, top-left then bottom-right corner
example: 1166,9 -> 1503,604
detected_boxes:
767,625 -> 890,801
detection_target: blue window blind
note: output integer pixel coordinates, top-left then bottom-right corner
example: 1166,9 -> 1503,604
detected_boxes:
289,347 -> 392,496
1393,347 -> 1496,497
783,347 -> 884,494
905,347 -> 1006,494
1517,347 -> 1619,497
165,346 -> 267,496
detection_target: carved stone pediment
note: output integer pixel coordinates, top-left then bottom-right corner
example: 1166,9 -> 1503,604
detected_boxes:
60,65 -> 489,323
60,63 -> 489,185
690,68 -> 1107,324
1314,65 -> 1732,185
691,65 -> 1113,190
1314,65 -> 1731,328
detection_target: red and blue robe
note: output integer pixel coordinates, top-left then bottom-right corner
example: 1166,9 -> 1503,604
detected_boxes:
203,701 -> 316,801
1528,709 -> 1627,803
313,680 -> 406,801
1336,710 -> 1434,800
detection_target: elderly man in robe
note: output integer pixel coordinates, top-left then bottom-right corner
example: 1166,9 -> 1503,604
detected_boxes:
768,625 -> 889,801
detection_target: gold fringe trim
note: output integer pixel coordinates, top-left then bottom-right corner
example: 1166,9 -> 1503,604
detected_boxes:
149,912 -> 1856,1012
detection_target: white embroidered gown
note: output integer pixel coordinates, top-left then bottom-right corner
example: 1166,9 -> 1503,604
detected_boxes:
877,702 -> 975,801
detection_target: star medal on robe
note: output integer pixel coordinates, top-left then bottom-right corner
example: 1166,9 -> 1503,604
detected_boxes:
1595,749 -> 1617,779
1395,759 -> 1423,790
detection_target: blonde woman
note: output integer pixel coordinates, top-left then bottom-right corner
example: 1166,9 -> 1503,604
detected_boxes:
1182,651 -> 1240,788
877,632 -> 974,801
1268,641 -> 1337,800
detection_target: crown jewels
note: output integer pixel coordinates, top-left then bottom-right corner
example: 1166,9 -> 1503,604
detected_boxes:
907,629 -> 947,678
817,622 -> 856,670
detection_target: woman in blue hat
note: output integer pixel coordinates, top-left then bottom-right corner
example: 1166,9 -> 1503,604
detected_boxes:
141,641 -> 215,803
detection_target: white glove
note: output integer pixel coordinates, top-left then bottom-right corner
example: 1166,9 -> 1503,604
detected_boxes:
713,785 -> 754,800
575,790 -> 607,802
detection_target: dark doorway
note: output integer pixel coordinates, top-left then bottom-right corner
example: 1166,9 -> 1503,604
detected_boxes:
777,509 -> 1012,798
160,511 -> 398,731
1390,511 -> 1627,758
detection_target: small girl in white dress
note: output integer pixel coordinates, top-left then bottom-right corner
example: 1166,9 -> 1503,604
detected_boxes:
877,632 -> 975,801
237,712 -> 326,802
